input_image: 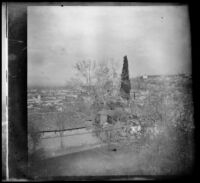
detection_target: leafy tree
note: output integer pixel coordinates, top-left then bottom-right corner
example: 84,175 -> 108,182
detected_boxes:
120,56 -> 131,100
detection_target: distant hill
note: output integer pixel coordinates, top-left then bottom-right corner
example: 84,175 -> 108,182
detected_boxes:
130,74 -> 192,91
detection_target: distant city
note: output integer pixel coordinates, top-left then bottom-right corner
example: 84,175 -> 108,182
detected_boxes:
28,73 -> 192,114
28,87 -> 86,113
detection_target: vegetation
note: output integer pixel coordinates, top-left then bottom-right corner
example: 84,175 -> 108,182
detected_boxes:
120,55 -> 131,100
28,55 -> 193,174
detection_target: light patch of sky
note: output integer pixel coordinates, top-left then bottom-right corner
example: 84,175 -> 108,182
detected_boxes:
28,5 -> 191,87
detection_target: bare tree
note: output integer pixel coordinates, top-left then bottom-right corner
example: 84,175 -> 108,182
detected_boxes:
74,60 -> 96,86
73,59 -> 120,108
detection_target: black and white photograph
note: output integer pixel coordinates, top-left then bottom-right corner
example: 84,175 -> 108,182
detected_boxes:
3,3 -> 195,181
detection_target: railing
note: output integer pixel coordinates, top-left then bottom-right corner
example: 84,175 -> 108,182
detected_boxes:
35,124 -> 139,141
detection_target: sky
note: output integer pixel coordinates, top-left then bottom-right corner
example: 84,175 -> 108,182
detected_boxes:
28,5 -> 191,87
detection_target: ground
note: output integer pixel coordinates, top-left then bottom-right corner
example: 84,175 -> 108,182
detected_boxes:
29,143 -> 143,179
28,133 -> 191,180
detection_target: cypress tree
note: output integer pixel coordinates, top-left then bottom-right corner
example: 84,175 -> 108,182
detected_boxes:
120,55 -> 131,100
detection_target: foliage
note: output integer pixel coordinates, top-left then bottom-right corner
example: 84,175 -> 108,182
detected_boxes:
130,76 -> 194,174
120,56 -> 131,100
72,58 -> 194,174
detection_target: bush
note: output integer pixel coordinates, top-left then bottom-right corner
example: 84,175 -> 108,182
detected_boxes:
132,77 -> 194,174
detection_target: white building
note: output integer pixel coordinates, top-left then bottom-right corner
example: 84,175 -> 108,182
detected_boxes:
142,75 -> 148,79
